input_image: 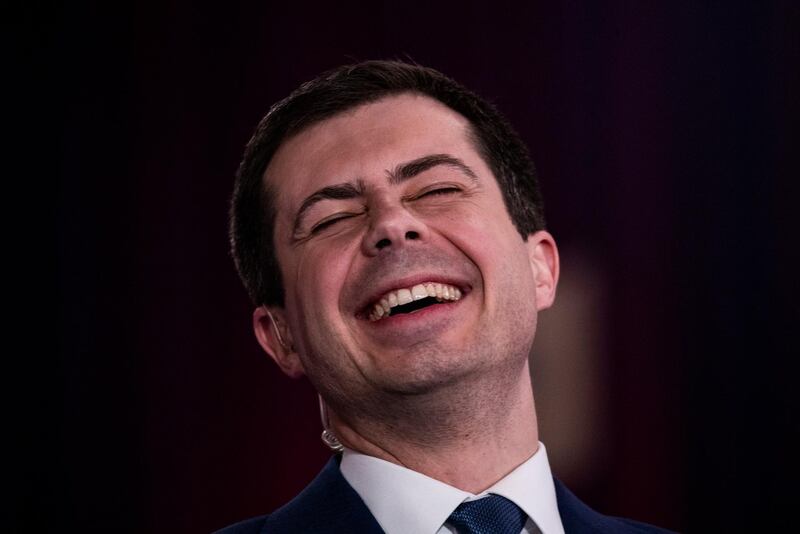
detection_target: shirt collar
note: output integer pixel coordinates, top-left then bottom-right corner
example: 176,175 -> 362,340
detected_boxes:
340,441 -> 564,534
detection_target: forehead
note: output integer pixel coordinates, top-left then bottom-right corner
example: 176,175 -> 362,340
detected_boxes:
263,93 -> 481,213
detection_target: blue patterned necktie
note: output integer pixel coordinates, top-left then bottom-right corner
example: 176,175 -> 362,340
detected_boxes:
447,494 -> 528,534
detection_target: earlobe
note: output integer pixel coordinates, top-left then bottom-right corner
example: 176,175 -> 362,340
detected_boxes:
253,305 -> 305,378
526,230 -> 560,311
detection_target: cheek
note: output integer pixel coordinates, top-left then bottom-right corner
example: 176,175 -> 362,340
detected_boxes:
442,209 -> 534,295
434,203 -> 521,256
291,241 -> 358,321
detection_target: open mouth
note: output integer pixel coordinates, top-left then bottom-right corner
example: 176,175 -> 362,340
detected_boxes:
366,282 -> 464,322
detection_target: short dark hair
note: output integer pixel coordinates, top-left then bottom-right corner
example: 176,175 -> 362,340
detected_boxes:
229,60 -> 546,307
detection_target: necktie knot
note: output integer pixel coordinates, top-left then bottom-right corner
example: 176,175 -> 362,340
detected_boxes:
447,494 -> 527,534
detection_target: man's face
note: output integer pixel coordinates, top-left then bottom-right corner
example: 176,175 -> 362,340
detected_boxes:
259,93 -> 557,411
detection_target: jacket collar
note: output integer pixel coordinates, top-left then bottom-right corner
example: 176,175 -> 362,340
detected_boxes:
263,455 -> 383,534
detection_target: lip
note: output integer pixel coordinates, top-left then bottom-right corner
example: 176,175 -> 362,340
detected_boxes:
355,274 -> 472,319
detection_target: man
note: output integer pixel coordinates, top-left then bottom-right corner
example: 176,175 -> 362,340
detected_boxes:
222,60 -> 673,534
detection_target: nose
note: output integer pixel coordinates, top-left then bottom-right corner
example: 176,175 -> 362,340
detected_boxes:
360,203 -> 429,256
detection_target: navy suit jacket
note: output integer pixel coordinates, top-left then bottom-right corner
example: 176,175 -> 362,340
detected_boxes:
216,455 -> 675,534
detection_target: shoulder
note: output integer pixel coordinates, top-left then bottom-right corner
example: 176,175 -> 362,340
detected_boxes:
214,455 -> 382,534
554,478 -> 677,534
213,514 -> 269,534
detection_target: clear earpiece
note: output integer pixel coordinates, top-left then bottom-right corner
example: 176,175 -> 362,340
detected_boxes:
318,394 -> 344,452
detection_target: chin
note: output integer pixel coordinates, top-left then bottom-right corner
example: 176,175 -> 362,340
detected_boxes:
370,346 -> 494,396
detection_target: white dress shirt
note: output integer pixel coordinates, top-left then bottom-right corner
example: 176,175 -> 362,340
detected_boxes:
340,441 -> 565,534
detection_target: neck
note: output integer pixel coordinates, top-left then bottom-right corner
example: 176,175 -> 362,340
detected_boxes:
329,359 -> 539,494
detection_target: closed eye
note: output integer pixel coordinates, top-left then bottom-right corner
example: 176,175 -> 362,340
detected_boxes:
311,213 -> 359,234
417,186 -> 462,198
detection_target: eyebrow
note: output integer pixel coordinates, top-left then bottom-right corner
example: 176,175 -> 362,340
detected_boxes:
292,153 -> 478,235
388,153 -> 478,184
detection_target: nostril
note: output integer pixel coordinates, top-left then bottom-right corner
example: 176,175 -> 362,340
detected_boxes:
405,231 -> 419,240
375,237 -> 391,249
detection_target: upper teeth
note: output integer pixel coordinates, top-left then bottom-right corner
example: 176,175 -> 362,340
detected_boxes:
368,282 -> 463,321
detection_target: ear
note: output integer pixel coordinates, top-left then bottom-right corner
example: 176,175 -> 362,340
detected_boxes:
525,230 -> 560,311
252,305 -> 305,379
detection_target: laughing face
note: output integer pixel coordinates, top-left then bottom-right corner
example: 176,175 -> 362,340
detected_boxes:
254,93 -> 558,417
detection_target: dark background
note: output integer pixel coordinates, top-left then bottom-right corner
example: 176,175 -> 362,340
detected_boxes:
49,1 -> 798,532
